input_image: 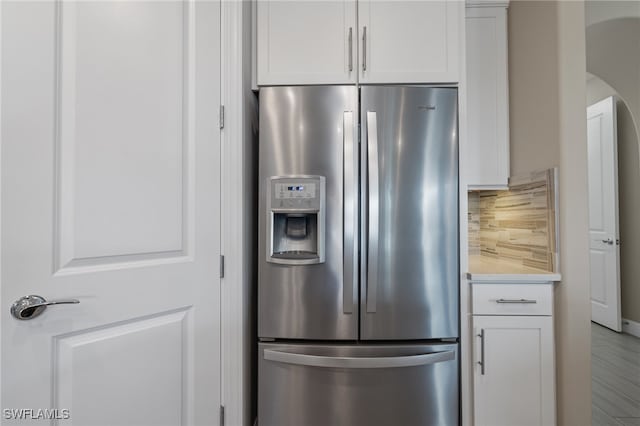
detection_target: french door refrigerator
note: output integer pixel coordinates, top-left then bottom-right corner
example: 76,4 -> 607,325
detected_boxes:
258,85 -> 459,426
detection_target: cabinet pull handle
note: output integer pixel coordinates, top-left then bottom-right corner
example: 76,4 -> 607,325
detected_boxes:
348,27 -> 353,72
477,329 -> 485,375
362,26 -> 367,72
496,298 -> 537,304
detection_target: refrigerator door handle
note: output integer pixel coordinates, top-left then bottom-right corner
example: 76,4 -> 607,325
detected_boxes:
264,349 -> 455,369
343,111 -> 356,314
366,111 -> 379,313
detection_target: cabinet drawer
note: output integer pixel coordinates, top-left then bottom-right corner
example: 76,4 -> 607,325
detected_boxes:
472,283 -> 553,315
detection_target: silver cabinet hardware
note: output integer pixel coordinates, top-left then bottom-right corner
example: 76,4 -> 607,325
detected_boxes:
477,329 -> 485,375
348,27 -> 353,72
496,298 -> 537,304
11,295 -> 79,320
362,26 -> 367,72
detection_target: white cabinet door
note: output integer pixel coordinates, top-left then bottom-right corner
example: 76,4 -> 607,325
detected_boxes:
465,6 -> 509,189
257,0 -> 357,85
473,316 -> 556,426
358,0 -> 461,84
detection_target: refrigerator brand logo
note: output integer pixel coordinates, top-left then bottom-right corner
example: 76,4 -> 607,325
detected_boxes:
418,105 -> 436,111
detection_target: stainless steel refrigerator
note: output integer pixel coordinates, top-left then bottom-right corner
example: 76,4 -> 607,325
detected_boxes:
258,85 -> 459,426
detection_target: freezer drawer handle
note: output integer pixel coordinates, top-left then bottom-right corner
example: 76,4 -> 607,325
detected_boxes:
264,349 -> 455,369
495,298 -> 537,304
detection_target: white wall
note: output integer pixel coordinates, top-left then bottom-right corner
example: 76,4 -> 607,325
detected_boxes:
585,0 -> 640,26
509,2 -> 592,424
586,17 -> 640,143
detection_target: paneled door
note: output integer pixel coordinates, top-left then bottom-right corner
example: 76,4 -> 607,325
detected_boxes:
587,96 -> 621,332
1,2 -> 221,425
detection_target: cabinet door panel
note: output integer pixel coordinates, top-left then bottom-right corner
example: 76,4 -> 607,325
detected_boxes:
465,7 -> 509,189
473,316 -> 555,426
257,0 -> 356,85
359,0 -> 461,83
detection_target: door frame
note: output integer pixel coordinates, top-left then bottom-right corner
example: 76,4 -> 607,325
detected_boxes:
221,1 -> 255,425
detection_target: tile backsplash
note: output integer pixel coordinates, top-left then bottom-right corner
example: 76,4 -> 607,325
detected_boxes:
468,192 -> 481,256
468,169 -> 558,272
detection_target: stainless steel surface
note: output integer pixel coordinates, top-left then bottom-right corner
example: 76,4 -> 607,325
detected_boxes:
348,27 -> 353,72
362,26 -> 367,72
259,342 -> 459,426
365,111 -> 379,313
477,329 -> 485,375
264,348 -> 455,368
10,295 -> 79,320
360,86 -> 459,340
258,86 -> 358,340
496,298 -> 537,304
602,238 -> 614,245
343,112 -> 357,314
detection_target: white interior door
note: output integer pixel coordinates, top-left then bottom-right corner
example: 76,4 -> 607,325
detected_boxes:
1,2 -> 221,425
587,96 -> 621,332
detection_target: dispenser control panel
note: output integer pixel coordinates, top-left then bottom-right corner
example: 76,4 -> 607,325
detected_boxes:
269,177 -> 323,210
275,183 -> 316,199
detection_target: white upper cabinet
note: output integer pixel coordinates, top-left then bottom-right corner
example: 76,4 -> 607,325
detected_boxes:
465,5 -> 510,189
256,0 -> 462,85
358,0 -> 462,84
257,1 -> 357,85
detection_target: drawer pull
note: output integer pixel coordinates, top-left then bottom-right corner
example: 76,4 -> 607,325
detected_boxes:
496,298 -> 537,304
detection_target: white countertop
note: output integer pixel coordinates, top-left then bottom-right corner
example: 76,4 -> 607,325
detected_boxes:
467,255 -> 561,283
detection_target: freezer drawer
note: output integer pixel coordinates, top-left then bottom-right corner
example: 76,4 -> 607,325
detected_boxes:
258,342 -> 459,426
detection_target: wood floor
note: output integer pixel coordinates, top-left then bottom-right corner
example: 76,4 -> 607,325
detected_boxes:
592,322 -> 640,426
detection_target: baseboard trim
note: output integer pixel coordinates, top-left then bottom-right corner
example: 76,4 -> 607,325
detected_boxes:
622,318 -> 640,338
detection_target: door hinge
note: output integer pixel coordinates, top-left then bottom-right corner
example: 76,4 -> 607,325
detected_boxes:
219,105 -> 225,129
220,405 -> 225,426
220,255 -> 225,278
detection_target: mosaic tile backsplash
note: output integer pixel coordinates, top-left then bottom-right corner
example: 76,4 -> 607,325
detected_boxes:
468,169 -> 558,272
468,192 -> 481,256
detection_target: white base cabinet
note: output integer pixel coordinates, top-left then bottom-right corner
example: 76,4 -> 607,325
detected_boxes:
473,315 -> 555,426
471,282 -> 556,426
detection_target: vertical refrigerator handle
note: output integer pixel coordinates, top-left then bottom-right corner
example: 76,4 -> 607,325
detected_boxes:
366,111 -> 379,313
343,112 -> 357,314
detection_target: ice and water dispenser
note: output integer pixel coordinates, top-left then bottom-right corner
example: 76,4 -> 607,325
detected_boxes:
266,176 -> 325,265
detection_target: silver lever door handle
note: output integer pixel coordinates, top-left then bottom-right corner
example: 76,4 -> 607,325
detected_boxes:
602,238 -> 614,245
11,294 -> 79,320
